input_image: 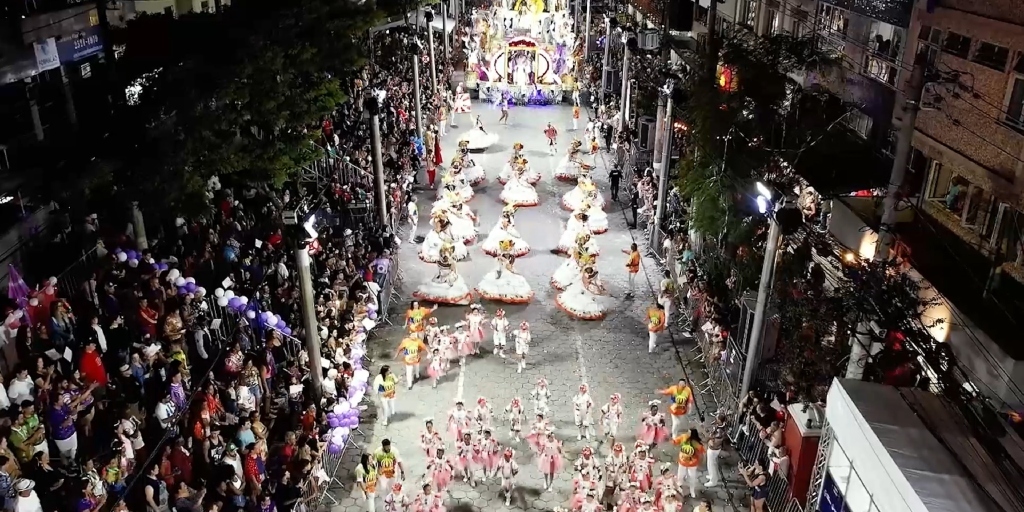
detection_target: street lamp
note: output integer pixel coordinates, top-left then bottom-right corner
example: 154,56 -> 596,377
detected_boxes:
599,16 -> 617,107
407,37 -> 424,141
620,30 -> 637,132
651,77 -> 677,248
367,88 -> 388,227
424,9 -> 439,95
740,182 -> 784,398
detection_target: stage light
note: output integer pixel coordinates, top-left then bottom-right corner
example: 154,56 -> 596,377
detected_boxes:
756,182 -> 772,200
756,195 -> 768,214
844,252 -> 856,263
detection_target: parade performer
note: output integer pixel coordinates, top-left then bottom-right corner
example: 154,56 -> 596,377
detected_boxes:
372,366 -> 399,426
623,243 -> 641,297
472,397 -> 494,434
432,191 -> 478,244
384,482 -> 409,512
574,446 -> 600,477
505,397 -> 525,442
465,304 -> 487,355
555,140 -> 589,182
425,317 -> 441,347
556,211 -> 600,255
657,378 -> 694,438
479,429 -> 502,479
447,401 -> 473,441
616,481 -> 644,512
569,470 -> 600,510
437,326 -> 456,369
498,143 -> 542,184
658,270 -> 676,326
600,393 -> 623,440
602,443 -> 628,507
638,401 -> 670,447
419,209 -> 469,263
408,198 -> 419,243
545,122 -> 559,156
499,158 -> 541,207
646,303 -> 666,354
525,413 -> 552,453
579,491 -> 602,512
571,195 -> 609,234
477,239 -> 535,304
573,383 -> 595,440
530,377 -> 551,415
556,265 -> 610,321
413,242 -> 474,306
481,205 -> 531,257
437,163 -> 474,202
455,432 -> 480,486
420,419 -> 444,459
638,495 -> 656,512
453,322 -> 473,367
537,432 -> 565,491
563,175 -> 606,211
629,441 -> 655,492
455,141 -> 487,186
426,348 -> 446,388
405,301 -> 438,338
373,440 -> 405,498
395,335 -> 429,390
491,308 -> 510,357
514,321 -> 531,374
425,447 -> 455,493
660,491 -> 683,512
496,448 -> 520,506
457,114 -> 499,151
652,464 -> 680,509
671,429 -> 704,498
354,454 -> 379,512
552,235 -> 595,290
412,483 -> 446,512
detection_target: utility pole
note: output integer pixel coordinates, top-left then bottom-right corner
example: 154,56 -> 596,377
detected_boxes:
412,44 -> 424,140
583,0 -> 592,59
620,35 -> 633,131
442,1 -> 450,66
874,50 -> 928,261
741,202 -> 783,398
368,94 -> 389,226
705,0 -> 719,89
651,82 -> 674,247
654,95 -> 666,166
295,245 -> 324,401
426,10 -> 439,95
599,16 -> 612,107
131,202 -> 149,250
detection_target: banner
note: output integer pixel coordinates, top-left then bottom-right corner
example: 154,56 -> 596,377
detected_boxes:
453,93 -> 472,113
33,38 -> 61,72
57,27 -> 104,64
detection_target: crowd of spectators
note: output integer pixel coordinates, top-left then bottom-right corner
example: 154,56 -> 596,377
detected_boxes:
0,24 -> 448,512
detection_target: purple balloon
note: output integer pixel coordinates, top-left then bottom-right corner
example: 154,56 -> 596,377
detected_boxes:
281,326 -> 292,336
114,248 -> 123,254
126,250 -> 138,260
327,443 -> 343,455
346,409 -> 360,419
158,263 -> 168,271
368,310 -> 378,320
327,412 -> 337,420
260,312 -> 271,321
228,297 -> 242,309
345,418 -> 359,428
177,286 -> 188,295
185,283 -> 198,293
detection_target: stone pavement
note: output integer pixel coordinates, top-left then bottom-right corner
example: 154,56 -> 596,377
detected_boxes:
325,103 -> 749,511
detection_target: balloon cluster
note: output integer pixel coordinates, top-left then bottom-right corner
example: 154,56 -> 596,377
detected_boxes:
3,310 -> 25,331
113,248 -> 169,271
325,367 -> 370,455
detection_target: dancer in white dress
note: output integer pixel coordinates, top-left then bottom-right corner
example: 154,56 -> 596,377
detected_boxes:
551,235 -> 596,290
413,241 -> 475,306
556,265 -> 610,320
498,142 -> 542,185
437,162 -> 474,202
457,114 -> 499,151
499,158 -> 540,207
455,140 -> 487,186
432,191 -> 479,245
419,210 -> 469,263
476,239 -> 534,304
574,197 -> 609,235
482,205 -> 530,257
556,212 -> 600,255
554,140 -> 589,182
563,175 -> 606,211
514,321 -> 531,374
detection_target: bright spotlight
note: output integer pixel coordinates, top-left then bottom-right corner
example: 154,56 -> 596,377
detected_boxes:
756,195 -> 768,214
756,182 -> 772,200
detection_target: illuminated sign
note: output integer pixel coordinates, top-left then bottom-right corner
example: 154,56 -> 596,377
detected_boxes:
717,65 -> 737,91
57,26 -> 104,64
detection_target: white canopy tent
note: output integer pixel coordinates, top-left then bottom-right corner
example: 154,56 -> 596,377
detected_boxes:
824,379 -> 1006,512
369,7 -> 456,35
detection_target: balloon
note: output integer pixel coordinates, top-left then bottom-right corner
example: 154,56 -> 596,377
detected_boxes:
174,277 -> 186,287
128,259 -> 139,268
13,310 -> 23,320
114,248 -> 123,254
239,296 -> 249,305
217,297 -> 229,307
260,312 -> 271,321
196,287 -> 206,296
28,298 -> 38,307
273,316 -> 285,328
328,418 -> 341,428
158,263 -> 168,271
264,314 -> 277,327
332,404 -> 345,415
214,288 -> 225,298
345,409 -> 359,419
228,298 -> 242,309
354,369 -> 370,382
327,443 -> 342,455
185,283 -> 197,293
326,412 -> 337,421
117,252 -> 128,263
348,398 -> 361,409
126,250 -> 137,260
281,327 -> 292,336
224,290 -> 235,299
337,401 -> 350,413
246,310 -> 256,319
6,319 -> 20,330
368,310 -> 378,320
177,287 -> 188,295
334,427 -> 351,438
184,277 -> 196,284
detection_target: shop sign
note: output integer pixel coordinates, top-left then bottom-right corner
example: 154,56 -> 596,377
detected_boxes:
33,38 -> 61,72
57,27 -> 104,64
818,471 -> 849,512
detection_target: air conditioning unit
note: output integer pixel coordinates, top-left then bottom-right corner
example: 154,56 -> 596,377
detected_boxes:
637,116 -> 656,150
638,29 -> 660,51
603,68 -> 621,93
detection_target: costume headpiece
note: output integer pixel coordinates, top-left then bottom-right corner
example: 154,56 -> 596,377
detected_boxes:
611,393 -> 621,403
424,417 -> 434,424
392,482 -> 403,492
648,399 -> 660,407
504,447 -> 514,457
575,232 -> 590,244
613,442 -> 624,453
660,462 -> 672,473
634,440 -> 647,451
511,397 -> 521,407
495,308 -> 505,316
454,321 -> 466,328
536,377 -> 548,387
513,142 -> 524,151
571,139 -> 583,148
519,321 -> 529,329
580,179 -> 596,192
429,317 -> 438,324
502,204 -> 518,216
579,383 -> 588,393
581,446 -> 593,457
498,238 -> 514,252
458,140 -> 469,148
477,397 -> 487,405
440,241 -> 455,255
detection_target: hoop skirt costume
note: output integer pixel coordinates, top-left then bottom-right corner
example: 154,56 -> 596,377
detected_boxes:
414,241 -> 474,306
419,210 -> 470,263
499,158 -> 540,207
556,211 -> 600,255
437,163 -> 474,202
551,237 -> 596,290
554,140 -> 590,182
457,115 -> 499,152
431,190 -> 478,245
498,143 -> 542,185
476,240 -> 534,304
563,175 -> 606,212
456,141 -> 486,186
482,205 -> 531,257
556,265 -> 610,320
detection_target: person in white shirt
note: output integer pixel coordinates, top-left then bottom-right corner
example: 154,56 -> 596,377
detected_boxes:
407,200 -> 419,243
0,373 -> 11,411
7,368 -> 34,405
14,479 -> 42,512
155,394 -> 176,431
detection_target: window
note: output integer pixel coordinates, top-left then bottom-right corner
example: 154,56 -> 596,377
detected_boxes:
864,21 -> 904,86
768,9 -> 780,34
918,25 -> 942,66
740,0 -> 756,28
201,0 -> 210,11
843,109 -> 872,139
817,3 -> 849,37
943,31 -> 972,59
1005,76 -> 1024,133
963,186 -> 997,237
973,42 -> 1010,72
925,161 -> 953,200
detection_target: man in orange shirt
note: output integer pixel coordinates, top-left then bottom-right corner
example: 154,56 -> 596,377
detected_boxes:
405,301 -> 438,339
657,378 -> 694,437
647,303 -> 666,353
622,243 -> 641,296
671,429 -> 705,498
395,336 -> 429,390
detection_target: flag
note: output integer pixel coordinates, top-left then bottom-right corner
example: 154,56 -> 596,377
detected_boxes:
454,93 -> 472,113
7,265 -> 30,308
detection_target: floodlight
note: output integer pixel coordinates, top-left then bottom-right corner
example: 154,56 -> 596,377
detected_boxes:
756,195 -> 768,214
303,214 -> 318,240
756,182 -> 772,200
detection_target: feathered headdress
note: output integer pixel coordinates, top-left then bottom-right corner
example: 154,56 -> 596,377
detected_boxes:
459,140 -> 470,149
513,142 -> 524,151
498,238 -> 514,252
502,204 -> 518,216
571,139 -> 583,148
440,241 -> 455,255
580,179 -> 596,192
575,232 -> 590,244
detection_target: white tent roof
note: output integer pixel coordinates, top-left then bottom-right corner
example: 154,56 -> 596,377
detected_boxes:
370,8 -> 455,35
825,379 -> 1004,512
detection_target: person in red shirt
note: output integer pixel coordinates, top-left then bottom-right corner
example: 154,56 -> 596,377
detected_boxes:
137,298 -> 158,340
79,339 -> 107,388
267,229 -> 283,249
243,440 -> 268,496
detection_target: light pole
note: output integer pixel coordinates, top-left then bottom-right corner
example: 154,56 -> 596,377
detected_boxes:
425,9 -> 439,96
740,182 -> 784,398
441,2 -> 450,66
619,32 -> 635,132
295,242 -> 324,401
411,39 -> 424,140
583,0 -> 592,59
368,89 -> 388,226
651,80 -> 675,248
599,16 -> 613,107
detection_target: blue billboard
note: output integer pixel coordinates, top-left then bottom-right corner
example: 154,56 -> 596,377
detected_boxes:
819,472 -> 849,512
56,26 -> 104,64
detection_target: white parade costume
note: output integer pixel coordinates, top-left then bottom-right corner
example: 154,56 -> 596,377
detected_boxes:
530,379 -> 551,416
505,398 -> 525,441
556,265 -> 610,320
419,213 -> 469,263
454,143 -> 487,186
514,322 -> 531,373
457,116 -> 499,151
551,238 -> 596,290
476,244 -> 534,304
556,215 -> 600,255
577,202 -> 609,234
499,164 -> 540,207
491,313 -> 510,356
481,208 -> 530,257
430,192 -> 478,244
573,384 -> 595,440
563,177 -> 606,211
437,167 -> 474,202
496,449 -> 520,506
414,242 -> 474,306
554,141 -> 588,182
498,145 -> 542,185
601,394 -> 624,438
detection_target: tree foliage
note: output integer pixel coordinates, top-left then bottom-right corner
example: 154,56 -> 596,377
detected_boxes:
98,0 -> 383,218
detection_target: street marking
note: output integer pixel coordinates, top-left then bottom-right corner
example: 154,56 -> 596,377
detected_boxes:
456,363 -> 466,402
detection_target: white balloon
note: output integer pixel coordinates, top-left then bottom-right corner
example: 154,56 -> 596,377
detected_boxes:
13,310 -> 23,319
167,269 -> 181,281
333,404 -> 345,415
246,310 -> 256,319
217,297 -> 230,307
184,277 -> 196,284
214,288 -> 225,298
173,277 -> 186,287
354,369 -> 370,382
29,298 -> 38,307
128,259 -> 139,268
224,290 -> 235,299
265,314 -> 277,327
196,287 -> 206,296
337,401 -> 351,412
117,252 -> 127,263
239,296 -> 249,304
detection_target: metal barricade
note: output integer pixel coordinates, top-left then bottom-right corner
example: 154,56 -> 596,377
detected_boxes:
54,244 -> 101,301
